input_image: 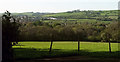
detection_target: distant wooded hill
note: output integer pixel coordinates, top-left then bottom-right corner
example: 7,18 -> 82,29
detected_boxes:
0,10 -> 118,22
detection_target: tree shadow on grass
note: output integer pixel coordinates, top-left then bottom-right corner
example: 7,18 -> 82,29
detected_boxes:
13,48 -> 120,60
78,50 -> 120,59
13,48 -> 63,60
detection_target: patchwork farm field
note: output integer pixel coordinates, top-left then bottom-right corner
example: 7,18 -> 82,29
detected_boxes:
13,41 -> 119,59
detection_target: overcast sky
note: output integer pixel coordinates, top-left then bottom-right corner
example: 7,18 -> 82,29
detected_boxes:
0,0 -> 119,13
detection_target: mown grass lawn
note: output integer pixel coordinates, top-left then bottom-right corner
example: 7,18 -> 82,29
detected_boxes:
13,41 -> 119,59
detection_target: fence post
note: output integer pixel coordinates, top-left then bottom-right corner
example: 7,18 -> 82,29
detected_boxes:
78,40 -> 80,51
108,40 -> 111,53
49,40 -> 53,53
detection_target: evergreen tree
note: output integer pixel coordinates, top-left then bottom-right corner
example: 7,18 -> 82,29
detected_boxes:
2,11 -> 20,62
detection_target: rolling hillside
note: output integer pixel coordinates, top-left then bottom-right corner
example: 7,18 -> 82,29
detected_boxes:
43,10 -> 118,19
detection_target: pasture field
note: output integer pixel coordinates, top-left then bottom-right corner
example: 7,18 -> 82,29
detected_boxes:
43,10 -> 118,17
42,19 -> 111,23
13,41 -> 119,59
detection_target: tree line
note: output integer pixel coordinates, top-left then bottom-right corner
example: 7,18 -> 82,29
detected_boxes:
19,20 -> 120,42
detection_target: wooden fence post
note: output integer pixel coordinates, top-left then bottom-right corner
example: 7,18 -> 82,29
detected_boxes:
108,40 -> 111,53
78,40 -> 80,51
49,40 -> 53,53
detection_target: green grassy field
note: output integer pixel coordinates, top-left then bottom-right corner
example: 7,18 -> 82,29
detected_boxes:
43,10 -> 118,18
42,19 -> 111,24
13,41 -> 119,59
